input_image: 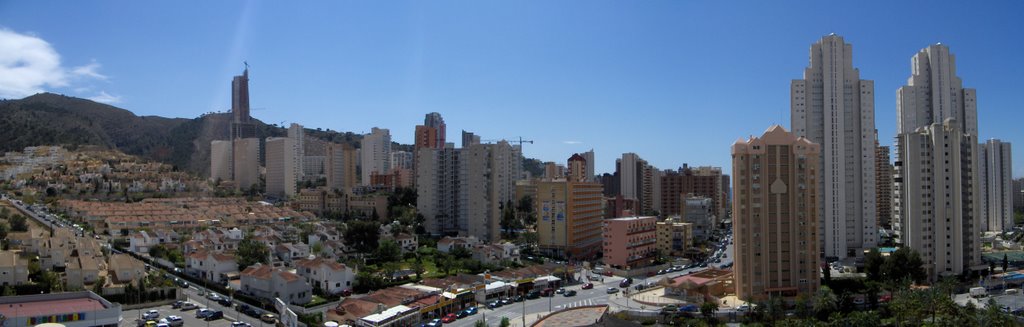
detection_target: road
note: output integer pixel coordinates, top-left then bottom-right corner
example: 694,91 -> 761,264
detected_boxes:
451,236 -> 735,326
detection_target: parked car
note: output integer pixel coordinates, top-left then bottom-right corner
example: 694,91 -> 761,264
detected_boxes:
526,291 -> 540,299
441,313 -> 458,323
216,297 -> 232,306
204,310 -> 223,321
164,316 -> 184,327
582,283 -> 594,290
456,310 -> 469,319
619,280 -> 631,288
634,284 -> 647,291
607,287 -> 619,294
487,300 -> 502,309
261,313 -> 279,323
464,307 -> 478,315
425,318 -> 443,327
171,300 -> 184,309
237,304 -> 260,317
501,298 -> 513,305
555,288 -> 565,294
195,309 -> 213,319
143,310 -> 160,319
541,288 -> 555,297
180,302 -> 198,311
563,290 -> 577,297
231,322 -> 252,327
513,295 -> 524,302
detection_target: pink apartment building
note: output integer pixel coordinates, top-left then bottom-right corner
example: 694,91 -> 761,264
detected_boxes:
602,216 -> 657,269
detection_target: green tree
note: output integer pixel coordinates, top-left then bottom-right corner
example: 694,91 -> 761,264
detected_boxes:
0,220 -> 9,240
500,200 -> 517,239
9,214 -> 28,232
450,246 -> 472,260
864,248 -> 884,280
500,317 -> 510,327
2,285 -> 15,296
0,207 -> 9,218
375,240 -> 402,263
236,236 -> 271,270
812,286 -> 838,321
474,319 -> 487,327
344,220 -> 382,253
354,271 -> 384,293
437,253 -> 456,276
412,256 -> 426,280
93,276 -> 106,294
700,301 -> 718,323
883,247 -> 926,283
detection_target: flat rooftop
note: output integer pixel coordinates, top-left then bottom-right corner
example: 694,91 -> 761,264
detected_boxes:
0,297 -> 105,318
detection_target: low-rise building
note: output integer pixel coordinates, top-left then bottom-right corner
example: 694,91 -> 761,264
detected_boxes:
108,254 -> 146,284
436,236 -> 480,253
186,250 -> 239,284
295,256 -> 356,295
275,243 -> 311,265
240,263 -> 313,305
357,304 -> 420,327
471,243 -> 520,265
657,218 -> 693,257
0,250 -> 29,286
602,216 -> 657,269
0,291 -> 122,327
65,255 -> 101,289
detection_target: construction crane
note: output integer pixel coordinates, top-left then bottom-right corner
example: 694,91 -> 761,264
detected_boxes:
482,137 -> 534,148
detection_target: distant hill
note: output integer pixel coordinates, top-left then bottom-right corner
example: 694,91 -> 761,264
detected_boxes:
0,93 -> 544,178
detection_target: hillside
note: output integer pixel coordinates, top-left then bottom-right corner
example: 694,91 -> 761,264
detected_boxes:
1,93 -> 304,175
0,93 -> 543,178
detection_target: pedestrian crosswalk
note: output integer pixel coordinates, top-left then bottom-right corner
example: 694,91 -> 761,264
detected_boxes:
554,298 -> 606,310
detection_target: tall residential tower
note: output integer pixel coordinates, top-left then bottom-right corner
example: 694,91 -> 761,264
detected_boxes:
894,44 -> 982,280
791,34 -> 877,259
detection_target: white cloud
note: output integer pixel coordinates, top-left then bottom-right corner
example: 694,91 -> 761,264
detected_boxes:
563,141 -> 583,145
71,61 -> 107,80
0,28 -> 112,99
0,28 -> 66,98
88,91 -> 121,104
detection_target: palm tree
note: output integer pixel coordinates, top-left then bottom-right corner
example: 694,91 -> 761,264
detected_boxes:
812,286 -> 838,320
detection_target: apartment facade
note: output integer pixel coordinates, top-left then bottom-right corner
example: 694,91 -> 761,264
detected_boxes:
266,137 -> 297,197
980,139 -> 1013,232
791,34 -> 877,259
536,179 -> 604,259
732,125 -> 821,301
656,218 -> 693,257
233,137 -> 260,191
602,216 -> 657,269
894,44 -> 982,280
875,139 -> 894,229
210,140 -> 232,183
326,143 -> 357,193
360,127 -> 391,186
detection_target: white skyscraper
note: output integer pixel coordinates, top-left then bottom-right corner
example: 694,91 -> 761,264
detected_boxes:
360,127 -> 391,186
417,142 -> 519,242
583,149 -> 595,182
266,137 -> 297,197
620,153 -> 640,199
791,34 -> 877,259
980,139 -> 1013,232
894,44 -> 981,280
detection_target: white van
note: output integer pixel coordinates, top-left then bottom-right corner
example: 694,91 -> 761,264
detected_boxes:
970,287 -> 987,298
1005,288 -> 1019,295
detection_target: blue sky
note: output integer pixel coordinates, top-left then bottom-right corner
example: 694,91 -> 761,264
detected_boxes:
1,1 -> 1022,176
